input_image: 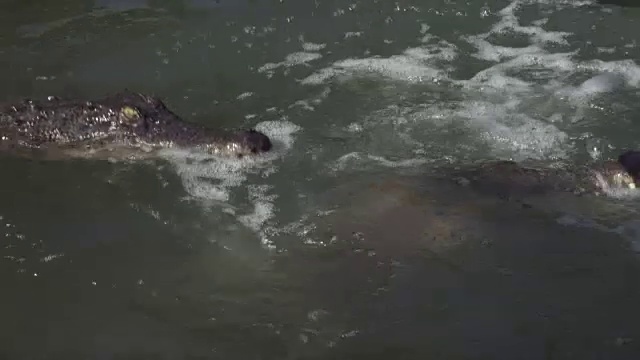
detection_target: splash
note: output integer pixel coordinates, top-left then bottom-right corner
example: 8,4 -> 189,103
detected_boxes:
258,0 -> 640,167
156,119 -> 301,243
247,0 -> 640,251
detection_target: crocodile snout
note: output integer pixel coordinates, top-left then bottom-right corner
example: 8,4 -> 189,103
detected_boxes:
236,129 -> 272,154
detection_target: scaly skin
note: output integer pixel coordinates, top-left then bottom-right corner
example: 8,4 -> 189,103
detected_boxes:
0,90 -> 272,160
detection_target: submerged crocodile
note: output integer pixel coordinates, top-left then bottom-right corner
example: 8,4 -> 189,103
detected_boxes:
0,90 -> 272,161
311,151 -> 640,259
440,151 -> 640,199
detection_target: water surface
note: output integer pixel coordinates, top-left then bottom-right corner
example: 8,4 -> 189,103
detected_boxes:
2,0 -> 640,359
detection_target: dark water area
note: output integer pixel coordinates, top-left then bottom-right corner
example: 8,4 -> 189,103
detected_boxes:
3,0 -> 640,359
597,0 -> 640,8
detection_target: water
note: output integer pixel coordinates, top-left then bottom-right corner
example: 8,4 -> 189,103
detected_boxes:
2,0 -> 640,358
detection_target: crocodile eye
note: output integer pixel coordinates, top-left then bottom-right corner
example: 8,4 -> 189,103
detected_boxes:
120,106 -> 140,123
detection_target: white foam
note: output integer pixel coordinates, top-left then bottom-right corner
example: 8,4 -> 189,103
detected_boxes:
41,253 -> 64,263
597,47 -> 616,54
465,37 -> 543,63
299,39 -> 457,85
157,120 -> 301,239
288,0 -> 640,167
258,52 -> 323,78
490,3 -> 572,46
238,184 -> 279,249
254,119 -> 303,157
297,34 -> 327,52
237,92 -> 253,100
555,72 -> 626,105
301,42 -> 326,52
329,152 -> 431,173
357,97 -> 570,161
599,187 -> 640,201
344,32 -> 363,39
463,101 -> 569,159
575,72 -> 625,97
579,59 -> 640,87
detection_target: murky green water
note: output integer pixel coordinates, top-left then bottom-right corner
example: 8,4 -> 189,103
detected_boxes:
3,0 -> 640,359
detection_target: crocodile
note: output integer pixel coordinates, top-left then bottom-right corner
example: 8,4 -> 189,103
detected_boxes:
309,152 -> 640,259
443,152 -> 640,199
0,90 -> 272,161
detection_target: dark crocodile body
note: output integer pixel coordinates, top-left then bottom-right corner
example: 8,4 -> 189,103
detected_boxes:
444,156 -> 639,198
0,90 -> 272,160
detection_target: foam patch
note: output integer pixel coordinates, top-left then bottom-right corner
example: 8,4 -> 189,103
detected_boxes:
156,120 -> 301,242
271,0 -> 640,167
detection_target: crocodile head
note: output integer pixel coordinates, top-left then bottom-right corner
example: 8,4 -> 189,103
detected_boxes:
618,150 -> 640,185
591,160 -> 636,192
198,128 -> 273,158
111,93 -> 272,158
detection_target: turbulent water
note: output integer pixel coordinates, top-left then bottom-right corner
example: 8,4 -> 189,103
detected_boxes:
2,0 -> 640,359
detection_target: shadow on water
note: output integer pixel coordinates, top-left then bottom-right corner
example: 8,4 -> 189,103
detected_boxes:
299,172 -> 640,359
4,164 -> 640,359
3,137 -> 640,358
